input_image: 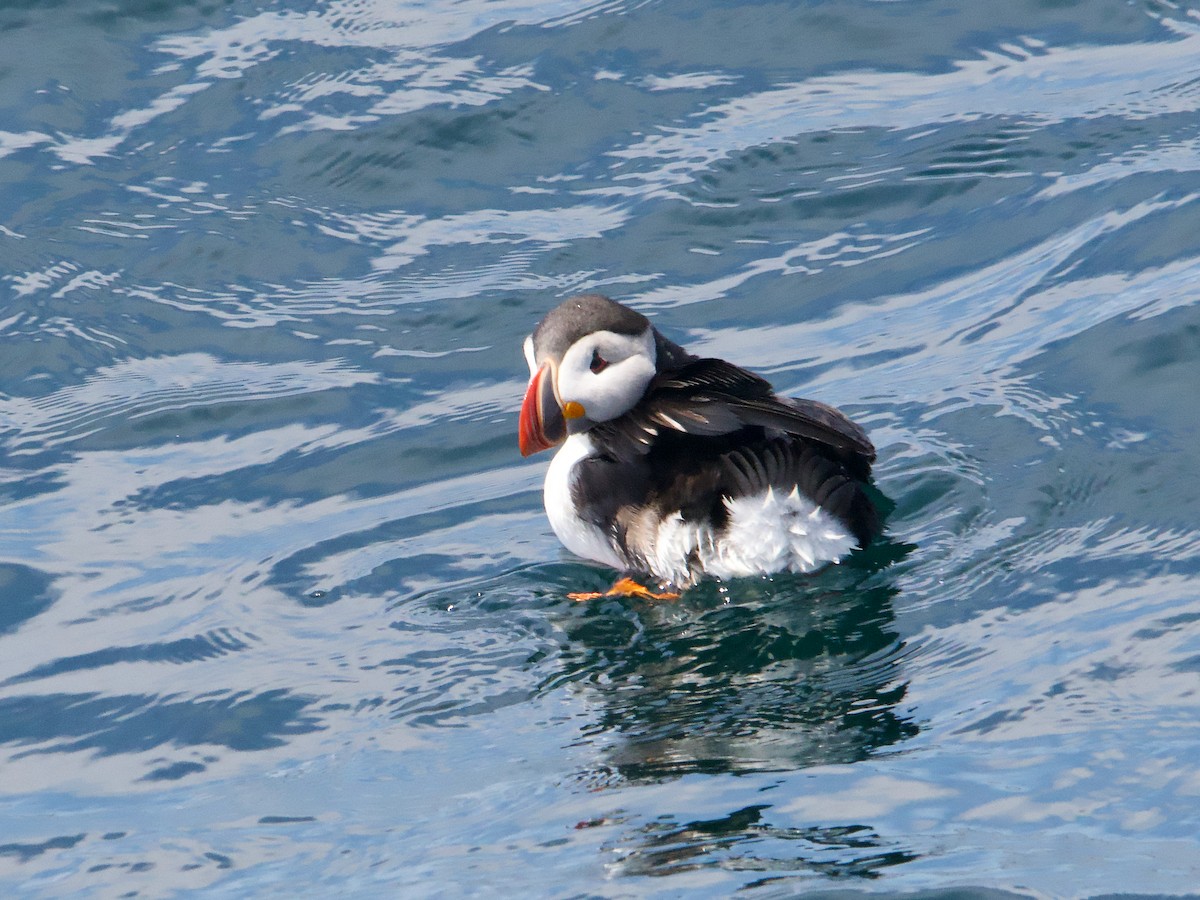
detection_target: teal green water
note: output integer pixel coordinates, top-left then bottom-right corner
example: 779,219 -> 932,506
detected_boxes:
2,0 -> 1200,895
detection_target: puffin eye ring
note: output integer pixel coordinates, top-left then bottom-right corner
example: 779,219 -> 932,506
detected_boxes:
589,349 -> 609,374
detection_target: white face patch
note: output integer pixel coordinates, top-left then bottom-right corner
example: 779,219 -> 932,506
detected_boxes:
555,327 -> 657,423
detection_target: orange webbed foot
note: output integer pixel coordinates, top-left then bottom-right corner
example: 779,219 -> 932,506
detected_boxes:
568,576 -> 681,602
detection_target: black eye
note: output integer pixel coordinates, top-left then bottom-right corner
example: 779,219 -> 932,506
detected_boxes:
589,349 -> 609,374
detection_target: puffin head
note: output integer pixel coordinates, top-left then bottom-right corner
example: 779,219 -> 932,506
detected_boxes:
519,294 -> 659,456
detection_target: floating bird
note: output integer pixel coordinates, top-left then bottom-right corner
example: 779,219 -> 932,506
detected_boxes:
519,294 -> 879,599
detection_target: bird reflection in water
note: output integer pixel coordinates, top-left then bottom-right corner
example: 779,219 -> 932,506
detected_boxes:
599,804 -> 918,882
552,545 -> 918,878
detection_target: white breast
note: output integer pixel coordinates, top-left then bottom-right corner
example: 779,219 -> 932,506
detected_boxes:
543,434 -> 626,571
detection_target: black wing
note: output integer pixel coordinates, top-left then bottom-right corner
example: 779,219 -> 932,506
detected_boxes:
573,427 -> 880,563
581,356 -> 881,552
718,437 -> 880,547
591,357 -> 876,470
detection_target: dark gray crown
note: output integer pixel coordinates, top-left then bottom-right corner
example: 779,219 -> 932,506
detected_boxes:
530,294 -> 651,363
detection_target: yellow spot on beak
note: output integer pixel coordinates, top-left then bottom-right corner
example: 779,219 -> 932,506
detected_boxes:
562,401 -> 586,420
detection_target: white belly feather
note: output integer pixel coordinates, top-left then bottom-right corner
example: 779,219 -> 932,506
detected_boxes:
705,486 -> 856,580
544,434 -> 857,587
638,485 -> 855,586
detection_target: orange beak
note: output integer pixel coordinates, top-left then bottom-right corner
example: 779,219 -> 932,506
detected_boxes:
519,362 -> 566,456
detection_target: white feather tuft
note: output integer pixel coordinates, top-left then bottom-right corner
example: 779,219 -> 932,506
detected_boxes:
703,486 -> 857,580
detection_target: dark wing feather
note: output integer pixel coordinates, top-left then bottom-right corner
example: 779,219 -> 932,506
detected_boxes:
719,437 -> 879,547
592,357 -> 875,464
575,429 -> 880,561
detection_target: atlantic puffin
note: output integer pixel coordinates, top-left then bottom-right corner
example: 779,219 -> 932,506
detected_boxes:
519,294 -> 879,599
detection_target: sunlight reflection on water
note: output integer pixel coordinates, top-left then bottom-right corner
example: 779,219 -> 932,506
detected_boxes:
3,0 -> 1200,895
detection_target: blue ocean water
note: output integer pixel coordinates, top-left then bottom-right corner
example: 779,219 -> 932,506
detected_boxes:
2,0 -> 1200,895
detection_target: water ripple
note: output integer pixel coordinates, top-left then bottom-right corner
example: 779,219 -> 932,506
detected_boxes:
2,0 -> 1200,894
682,195 -> 1200,428
0,354 -> 377,455
603,28 -> 1200,199
0,688 -> 322,760
2,628 -> 259,688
